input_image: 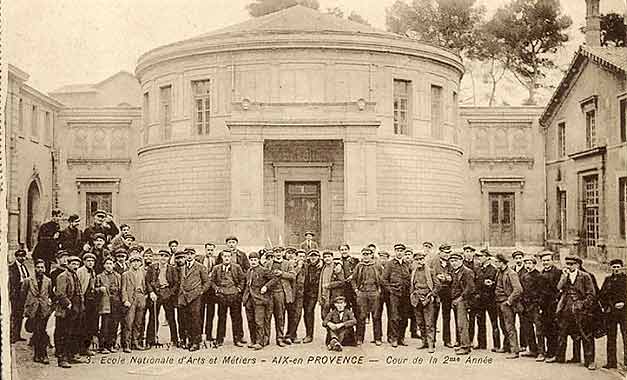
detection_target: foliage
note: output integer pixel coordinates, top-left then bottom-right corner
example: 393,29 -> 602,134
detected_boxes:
246,0 -> 319,17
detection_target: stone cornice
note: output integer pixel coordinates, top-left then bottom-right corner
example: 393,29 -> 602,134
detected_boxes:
567,146 -> 606,160
479,176 -> 526,193
67,158 -> 132,169
226,119 -> 381,128
20,84 -> 65,109
136,33 -> 464,79
469,157 -> 534,169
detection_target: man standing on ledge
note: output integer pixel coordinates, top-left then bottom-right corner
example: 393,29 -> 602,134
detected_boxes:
299,231 -> 318,251
493,253 -> 523,359
83,210 -> 119,247
32,208 -> 63,274
449,251 -> 475,355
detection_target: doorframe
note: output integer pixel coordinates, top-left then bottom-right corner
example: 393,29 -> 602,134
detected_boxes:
479,177 -> 524,246
487,192 -> 516,247
75,177 -> 121,228
25,178 -> 42,250
272,162 -> 332,247
283,180 -> 322,247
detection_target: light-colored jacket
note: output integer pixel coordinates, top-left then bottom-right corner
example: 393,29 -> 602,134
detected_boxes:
22,275 -> 53,319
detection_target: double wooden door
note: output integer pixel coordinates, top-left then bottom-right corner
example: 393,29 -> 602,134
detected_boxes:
489,193 -> 515,246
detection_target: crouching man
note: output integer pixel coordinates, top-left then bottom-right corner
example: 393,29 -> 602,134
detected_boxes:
322,296 -> 356,352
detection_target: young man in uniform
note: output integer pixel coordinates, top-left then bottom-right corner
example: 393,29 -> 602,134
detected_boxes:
32,208 -> 63,274
96,256 -> 123,354
90,233 -> 110,274
410,250 -> 440,353
511,250 -> 529,352
243,251 -> 277,350
59,214 -> 83,256
287,249 -> 307,343
218,236 -> 250,273
210,250 -> 246,347
146,249 -> 180,348
267,248 -> 296,346
121,254 -> 147,352
520,255 -> 547,361
318,251 -> 346,323
431,245 -> 454,348
323,296 -> 356,352
177,248 -> 209,351
493,253 -> 522,359
9,249 -> 30,343
351,247 -> 383,346
302,249 -> 323,343
538,250 -> 562,362
54,255 -> 84,368
449,251 -> 475,355
376,250 -> 391,343
201,242 -> 218,344
599,259 -> 627,369
77,252 -> 98,356
22,259 -> 53,364
339,243 -> 359,315
471,248 -> 500,351
382,243 -> 412,348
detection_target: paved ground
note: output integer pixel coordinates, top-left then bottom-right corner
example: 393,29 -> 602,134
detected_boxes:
8,263 -> 625,380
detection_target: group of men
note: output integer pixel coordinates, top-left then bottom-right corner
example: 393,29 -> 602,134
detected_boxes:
7,209 -> 626,372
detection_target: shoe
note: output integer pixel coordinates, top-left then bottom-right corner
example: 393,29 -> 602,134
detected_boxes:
58,360 -> 71,368
68,357 -> 86,364
34,356 -> 42,363
284,338 -> 293,345
41,356 -> 50,365
522,350 -> 538,358
428,347 -> 435,354
506,353 -> 519,359
444,343 -> 455,348
303,336 -> 313,344
456,348 -> 471,355
545,357 -> 557,363
123,348 -> 132,353
239,339 -> 247,344
417,343 -> 428,350
252,343 -> 263,350
234,341 -> 245,348
535,355 -> 545,362
277,341 -> 286,347
247,343 -> 255,348
398,340 -> 408,346
602,364 -> 617,369
189,344 -> 200,352
411,333 -> 420,339
375,341 -> 382,346
519,346 -> 527,353
587,363 -> 596,370
81,350 -> 96,356
100,348 -> 111,354
293,338 -> 302,344
567,358 -> 580,363
215,341 -> 224,347
332,341 -> 343,352
391,341 -> 398,348
356,340 -> 363,346
109,348 -> 118,353
494,348 -> 508,353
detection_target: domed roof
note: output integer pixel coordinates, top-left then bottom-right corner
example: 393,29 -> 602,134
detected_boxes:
194,5 -> 392,39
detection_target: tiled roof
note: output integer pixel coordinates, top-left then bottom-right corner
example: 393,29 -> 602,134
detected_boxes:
580,46 -> 627,73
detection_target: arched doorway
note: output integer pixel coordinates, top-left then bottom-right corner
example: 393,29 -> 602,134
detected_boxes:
26,180 -> 41,250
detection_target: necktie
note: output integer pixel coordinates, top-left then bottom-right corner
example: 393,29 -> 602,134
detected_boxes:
20,264 -> 28,281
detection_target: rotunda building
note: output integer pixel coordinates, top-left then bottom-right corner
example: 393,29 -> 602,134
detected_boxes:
135,5 -> 465,248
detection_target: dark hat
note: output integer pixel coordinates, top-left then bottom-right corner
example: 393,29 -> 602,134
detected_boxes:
34,258 -> 46,266
67,255 -> 82,264
463,245 -> 476,252
143,248 -> 153,255
439,244 -> 452,253
367,243 -> 377,248
129,245 -> 143,254
511,250 -> 525,259
168,240 -> 179,246
122,233 -> 135,240
82,252 -> 96,261
264,251 -> 274,258
307,249 -> 320,257
103,256 -> 115,264
333,295 -> 347,304
537,250 -> 554,259
609,259 -> 624,267
158,249 -> 170,256
304,231 -> 315,237
393,243 -> 406,250
422,241 -> 434,248
285,247 -> 296,254
404,247 -> 414,254
272,246 -> 284,253
184,247 -> 196,255
249,251 -> 260,259
56,249 -> 70,258
295,249 -> 306,255
361,247 -> 373,254
523,256 -> 537,264
258,248 -> 267,255
93,209 -> 107,217
68,214 -> 81,223
494,253 -> 509,264
479,247 -> 491,256
128,255 -> 143,263
379,251 -> 390,258
322,250 -> 334,257
564,255 -> 582,264
92,233 -> 106,241
448,252 -> 463,261
175,250 -> 187,258
225,236 -> 238,243
413,251 -> 426,259
14,249 -> 27,257
114,248 -> 128,257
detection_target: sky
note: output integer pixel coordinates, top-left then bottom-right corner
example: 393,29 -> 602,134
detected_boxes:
6,0 -> 627,97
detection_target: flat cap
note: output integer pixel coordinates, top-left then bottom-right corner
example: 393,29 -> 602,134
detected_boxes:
361,247 -> 373,254
439,244 -> 452,253
304,231 -> 315,236
158,249 -> 171,256
56,249 -> 70,258
523,256 -> 537,264
82,252 -> 96,261
333,295 -> 346,303
225,236 -> 238,243
248,251 -> 260,260
448,252 -> 462,261
168,240 -> 179,246
379,251 -> 390,258
463,245 -> 476,252
322,250 -> 334,257
92,233 -> 106,241
422,241 -> 434,248
494,253 -> 509,264
564,255 -> 582,264
67,255 -> 82,264
511,250 -> 525,258
128,255 -> 143,263
175,250 -> 188,258
14,249 -> 27,257
307,249 -> 320,257
114,248 -> 128,257
413,251 -> 426,259
609,259 -> 624,267
393,243 -> 406,250
68,214 -> 81,223
93,209 -> 107,217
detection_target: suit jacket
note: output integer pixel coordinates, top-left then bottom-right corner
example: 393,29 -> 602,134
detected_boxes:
351,261 -> 383,292
145,263 -> 180,301
95,270 -> 122,314
32,221 -> 60,263
495,267 -> 522,306
410,265 -> 441,307
299,240 -> 319,251
210,262 -> 245,296
179,261 -> 210,306
113,261 -> 128,275
216,249 -> 250,272
451,265 -> 476,302
59,227 -> 83,256
267,260 -> 297,303
242,266 -> 278,305
54,268 -> 83,317
9,262 -> 26,302
382,259 -> 411,295
556,270 -> 596,315
77,266 -> 97,295
599,273 -> 627,313
303,260 -> 323,299
318,263 -> 345,305
121,268 -> 147,305
22,275 -> 53,319
322,308 -> 357,328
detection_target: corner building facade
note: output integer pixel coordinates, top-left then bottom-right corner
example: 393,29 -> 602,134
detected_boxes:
134,6 -> 465,249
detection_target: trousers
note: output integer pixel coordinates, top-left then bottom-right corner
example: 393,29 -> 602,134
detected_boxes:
216,293 -> 243,343
498,301 -> 520,354
355,291 -> 382,342
452,298 -> 470,348
245,299 -> 271,345
470,300 -> 500,349
303,295 -> 317,338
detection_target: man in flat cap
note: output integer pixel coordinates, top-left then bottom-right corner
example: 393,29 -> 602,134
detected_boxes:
323,296 -> 356,352
265,247 -> 296,346
22,258 -> 54,364
60,214 -> 83,256
83,209 -> 119,248
382,243 -> 412,347
599,258 -> 627,369
493,253 -> 522,359
300,231 -> 319,251
54,255 -> 84,367
110,224 -> 132,253
96,256 -> 123,354
520,256 -> 547,361
243,251 -> 277,349
376,250 -> 391,342
302,249 -> 323,343
470,247 -> 500,351
287,249 -> 307,343
318,251 -> 346,323
145,249 -> 180,348
538,250 -> 562,362
32,208 -> 63,274
410,250 -> 440,353
556,255 -> 597,370
210,249 -> 245,347
121,254 -> 147,352
177,249 -> 210,351
217,236 -> 250,273
351,247 -> 384,346
90,233 -> 110,274
339,243 -> 359,316
449,251 -> 475,355
77,253 -> 98,356
511,250 -> 529,352
9,249 -> 30,343
430,244 -> 454,348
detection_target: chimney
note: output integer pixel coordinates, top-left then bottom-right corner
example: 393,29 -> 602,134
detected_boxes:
585,0 -> 601,46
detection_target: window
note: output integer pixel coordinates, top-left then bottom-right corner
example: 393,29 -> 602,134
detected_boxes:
44,111 -> 51,144
31,105 -> 38,139
583,175 -> 599,247
393,79 -> 410,135
192,80 -> 211,135
160,86 -> 172,141
557,190 -> 567,240
431,85 -> 443,139
18,98 -> 23,132
620,177 -> 626,239
620,98 -> 626,143
585,109 -> 596,148
143,92 -> 150,144
557,122 -> 566,158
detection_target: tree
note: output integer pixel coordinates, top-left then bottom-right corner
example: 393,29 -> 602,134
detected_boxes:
467,26 -> 510,106
601,13 -> 625,47
385,0 -> 485,54
246,0 -> 319,17
487,0 -> 572,105
326,7 -> 344,18
347,11 -> 371,26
